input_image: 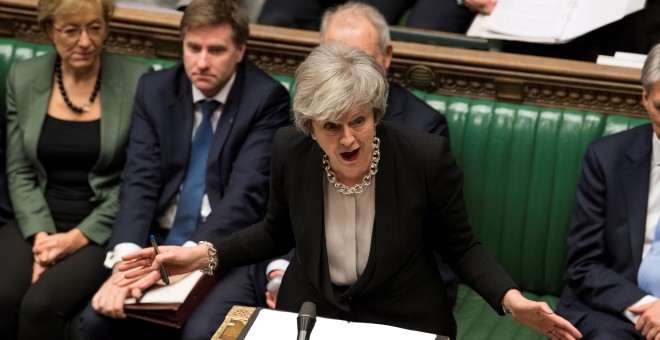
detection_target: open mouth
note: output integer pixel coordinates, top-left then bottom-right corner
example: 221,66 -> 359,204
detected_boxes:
340,148 -> 359,161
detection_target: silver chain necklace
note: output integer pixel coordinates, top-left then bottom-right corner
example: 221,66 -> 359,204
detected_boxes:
322,135 -> 380,195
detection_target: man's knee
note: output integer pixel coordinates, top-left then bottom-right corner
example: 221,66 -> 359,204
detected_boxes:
180,317 -> 217,340
576,311 -> 643,340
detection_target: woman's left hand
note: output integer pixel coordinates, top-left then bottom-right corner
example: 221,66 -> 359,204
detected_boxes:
503,289 -> 582,339
32,228 -> 90,265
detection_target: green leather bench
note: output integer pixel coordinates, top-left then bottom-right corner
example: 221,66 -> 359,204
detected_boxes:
417,93 -> 648,339
0,38 -> 650,339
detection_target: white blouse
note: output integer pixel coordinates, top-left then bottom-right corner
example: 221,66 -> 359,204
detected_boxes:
323,178 -> 376,286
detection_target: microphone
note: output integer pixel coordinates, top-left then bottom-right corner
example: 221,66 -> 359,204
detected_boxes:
297,301 -> 316,340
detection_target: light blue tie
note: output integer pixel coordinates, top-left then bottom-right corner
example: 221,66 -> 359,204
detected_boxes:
165,100 -> 219,245
638,217 -> 660,296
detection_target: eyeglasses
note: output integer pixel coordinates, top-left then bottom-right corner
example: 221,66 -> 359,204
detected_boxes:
53,25 -> 105,41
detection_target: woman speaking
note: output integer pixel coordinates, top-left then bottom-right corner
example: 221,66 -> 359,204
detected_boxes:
119,43 -> 581,340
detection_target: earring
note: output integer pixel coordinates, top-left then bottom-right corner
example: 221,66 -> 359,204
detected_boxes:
311,134 -> 317,141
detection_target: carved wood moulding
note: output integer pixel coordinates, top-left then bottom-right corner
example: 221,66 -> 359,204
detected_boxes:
211,306 -> 254,340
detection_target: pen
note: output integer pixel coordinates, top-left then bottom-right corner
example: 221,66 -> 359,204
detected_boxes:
150,235 -> 170,285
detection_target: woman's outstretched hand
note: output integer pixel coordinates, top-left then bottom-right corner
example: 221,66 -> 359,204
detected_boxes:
115,244 -> 210,297
504,289 -> 582,340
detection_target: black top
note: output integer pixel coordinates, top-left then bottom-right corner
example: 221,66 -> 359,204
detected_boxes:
37,115 -> 100,226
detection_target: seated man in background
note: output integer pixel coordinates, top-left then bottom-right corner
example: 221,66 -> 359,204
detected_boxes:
557,43 -> 660,339
82,0 -> 290,338
321,2 -> 448,139
264,1 -> 456,309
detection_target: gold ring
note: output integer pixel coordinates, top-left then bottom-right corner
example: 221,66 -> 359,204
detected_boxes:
551,328 -> 557,334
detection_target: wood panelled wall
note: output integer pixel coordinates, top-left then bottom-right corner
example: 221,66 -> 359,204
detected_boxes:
0,0 -> 646,118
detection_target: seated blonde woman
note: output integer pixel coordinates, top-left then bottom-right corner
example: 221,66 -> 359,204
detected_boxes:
0,0 -> 149,338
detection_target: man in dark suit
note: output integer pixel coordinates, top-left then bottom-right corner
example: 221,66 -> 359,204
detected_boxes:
82,0 -> 290,338
557,44 -> 660,339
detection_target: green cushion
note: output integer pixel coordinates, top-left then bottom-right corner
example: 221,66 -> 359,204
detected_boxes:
0,38 -> 54,103
445,101 -> 606,339
602,114 -> 649,136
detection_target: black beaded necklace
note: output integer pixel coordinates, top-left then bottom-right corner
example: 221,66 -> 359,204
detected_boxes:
55,57 -> 101,114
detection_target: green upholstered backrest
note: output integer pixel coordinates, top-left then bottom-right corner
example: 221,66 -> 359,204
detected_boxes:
602,114 -> 650,136
0,38 -> 54,103
441,97 -> 604,296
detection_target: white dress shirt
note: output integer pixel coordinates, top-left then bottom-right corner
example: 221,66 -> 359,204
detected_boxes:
323,178 -> 376,286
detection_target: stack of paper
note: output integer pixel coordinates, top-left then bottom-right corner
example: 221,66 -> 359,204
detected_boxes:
596,51 -> 646,69
467,0 -> 646,44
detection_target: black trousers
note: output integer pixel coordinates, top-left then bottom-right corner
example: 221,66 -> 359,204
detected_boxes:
0,220 -> 109,340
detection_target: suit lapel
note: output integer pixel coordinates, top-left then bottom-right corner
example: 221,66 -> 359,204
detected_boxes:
208,61 -> 245,174
384,85 -> 403,123
167,69 -> 194,180
623,125 -> 653,267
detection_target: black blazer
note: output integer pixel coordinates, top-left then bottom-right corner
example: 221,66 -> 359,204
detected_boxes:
217,122 -> 516,337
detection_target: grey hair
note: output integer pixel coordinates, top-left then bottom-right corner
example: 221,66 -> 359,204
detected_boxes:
643,44 -> 660,93
319,1 -> 390,57
293,42 -> 388,135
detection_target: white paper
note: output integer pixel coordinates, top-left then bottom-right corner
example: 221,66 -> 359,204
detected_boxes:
627,0 -> 647,14
467,14 -> 559,44
560,0 -> 628,40
487,0 -> 573,39
596,55 -> 644,69
125,271 -> 200,304
469,0 -> 646,44
243,309 -> 438,340
614,51 -> 647,62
